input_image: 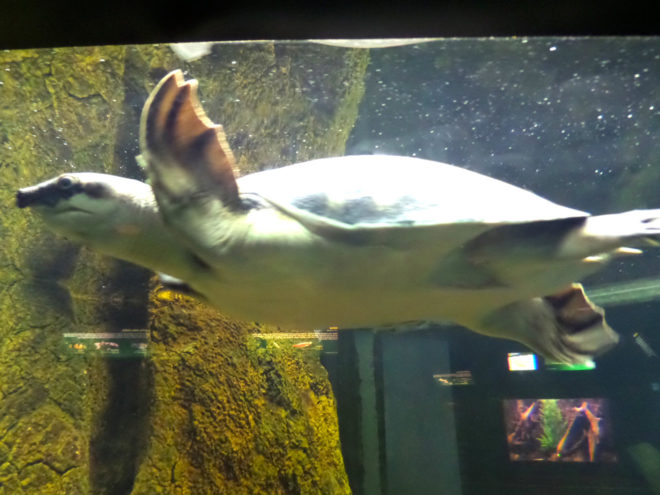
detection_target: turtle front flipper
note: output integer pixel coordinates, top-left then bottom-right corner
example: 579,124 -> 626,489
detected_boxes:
139,70 -> 244,255
140,69 -> 240,208
475,284 -> 619,364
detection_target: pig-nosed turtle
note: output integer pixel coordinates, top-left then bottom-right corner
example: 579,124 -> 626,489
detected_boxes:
17,70 -> 660,363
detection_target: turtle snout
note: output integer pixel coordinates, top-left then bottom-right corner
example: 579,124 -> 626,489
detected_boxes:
16,186 -> 39,208
16,184 -> 57,209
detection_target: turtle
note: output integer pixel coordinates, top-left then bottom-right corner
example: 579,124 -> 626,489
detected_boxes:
16,69 -> 660,364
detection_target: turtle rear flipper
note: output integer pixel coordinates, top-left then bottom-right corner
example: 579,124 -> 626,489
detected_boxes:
478,284 -> 619,364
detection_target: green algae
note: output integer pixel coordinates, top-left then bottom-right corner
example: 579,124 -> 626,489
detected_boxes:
131,288 -> 349,494
1,45 -> 130,494
1,42 -> 367,493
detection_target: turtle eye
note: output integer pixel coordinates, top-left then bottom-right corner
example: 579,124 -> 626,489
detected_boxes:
57,175 -> 77,189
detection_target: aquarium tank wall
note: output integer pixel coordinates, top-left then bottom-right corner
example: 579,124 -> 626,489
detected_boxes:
2,38 -> 660,495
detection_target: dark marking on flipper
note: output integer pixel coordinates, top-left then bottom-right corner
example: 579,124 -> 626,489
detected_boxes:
140,69 -> 241,209
545,285 -> 604,335
165,83 -> 190,145
479,284 -> 619,363
144,72 -> 180,152
185,128 -> 220,165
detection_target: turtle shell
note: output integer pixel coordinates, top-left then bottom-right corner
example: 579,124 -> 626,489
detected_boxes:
237,155 -> 587,241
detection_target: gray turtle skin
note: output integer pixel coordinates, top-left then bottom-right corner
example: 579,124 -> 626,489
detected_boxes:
17,70 -> 660,364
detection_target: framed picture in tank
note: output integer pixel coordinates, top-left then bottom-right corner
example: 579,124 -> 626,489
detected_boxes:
502,398 -> 617,463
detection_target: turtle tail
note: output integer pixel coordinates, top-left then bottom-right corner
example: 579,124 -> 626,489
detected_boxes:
478,284 -> 619,364
558,209 -> 660,259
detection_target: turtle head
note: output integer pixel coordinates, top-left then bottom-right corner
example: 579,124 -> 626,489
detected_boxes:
17,172 -> 206,281
16,172 -> 156,244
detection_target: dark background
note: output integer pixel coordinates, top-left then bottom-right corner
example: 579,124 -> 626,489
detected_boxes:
334,37 -> 660,494
0,1 -> 657,50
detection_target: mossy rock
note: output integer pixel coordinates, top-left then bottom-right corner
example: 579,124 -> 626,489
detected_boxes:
131,288 -> 349,494
1,42 -> 366,494
0,45 -> 128,494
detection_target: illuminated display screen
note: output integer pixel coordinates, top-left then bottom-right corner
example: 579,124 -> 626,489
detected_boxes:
432,370 -> 474,386
545,360 -> 596,371
62,331 -> 149,358
502,398 -> 617,462
507,352 -> 538,371
507,352 -> 596,372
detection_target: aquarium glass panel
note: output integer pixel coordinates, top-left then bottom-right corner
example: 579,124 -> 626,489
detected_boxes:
3,37 -> 660,495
